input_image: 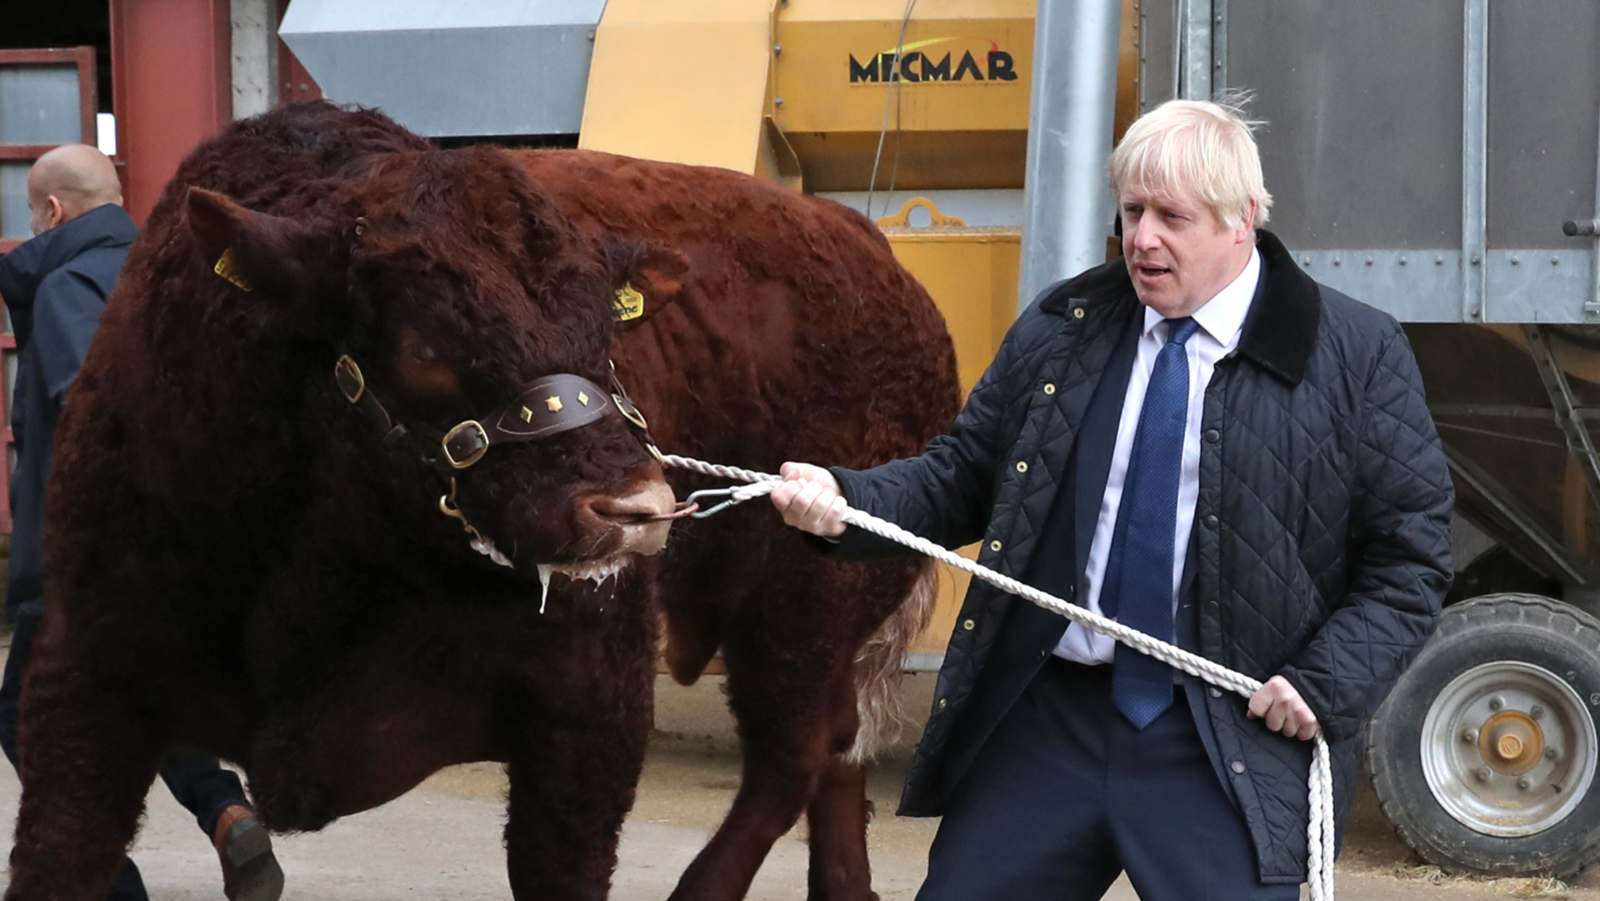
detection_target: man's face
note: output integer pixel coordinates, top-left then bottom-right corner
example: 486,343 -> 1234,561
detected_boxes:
1119,182 -> 1254,318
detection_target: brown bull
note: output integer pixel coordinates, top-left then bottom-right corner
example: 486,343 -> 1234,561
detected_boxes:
518,148 -> 959,900
9,102 -> 957,901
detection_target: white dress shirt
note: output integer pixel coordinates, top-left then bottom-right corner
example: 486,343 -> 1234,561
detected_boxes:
1055,248 -> 1261,665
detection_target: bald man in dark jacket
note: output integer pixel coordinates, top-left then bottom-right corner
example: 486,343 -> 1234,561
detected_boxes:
0,145 -> 284,901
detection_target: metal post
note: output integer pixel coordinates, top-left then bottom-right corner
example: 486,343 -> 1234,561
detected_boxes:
231,0 -> 278,120
1179,0 -> 1213,100
1574,101 -> 1600,316
1593,103 -> 1600,313
1211,0 -> 1227,95
1461,0 -> 1488,321
1017,0 -> 1122,310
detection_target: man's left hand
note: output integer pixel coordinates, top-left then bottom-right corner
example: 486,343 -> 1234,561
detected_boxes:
1247,676 -> 1320,741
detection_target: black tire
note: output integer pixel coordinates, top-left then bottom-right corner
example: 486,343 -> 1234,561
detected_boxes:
1367,593 -> 1600,877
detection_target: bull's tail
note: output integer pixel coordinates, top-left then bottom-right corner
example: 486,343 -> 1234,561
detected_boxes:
847,559 -> 940,763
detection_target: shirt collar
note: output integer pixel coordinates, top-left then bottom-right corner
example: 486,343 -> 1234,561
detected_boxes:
1141,246 -> 1261,349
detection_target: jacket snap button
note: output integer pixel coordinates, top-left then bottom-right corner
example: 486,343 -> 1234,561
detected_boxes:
962,618 -> 976,631
1043,383 -> 1056,395
1205,514 -> 1219,528
1015,461 -> 1029,473
990,539 -> 1003,552
1230,760 -> 1247,775
1073,307 -> 1086,320
1209,687 -> 1223,699
938,697 -> 949,710
1204,428 -> 1220,442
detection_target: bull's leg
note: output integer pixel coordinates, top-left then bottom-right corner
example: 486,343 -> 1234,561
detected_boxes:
6,637 -> 163,900
501,622 -> 654,901
805,759 -> 878,901
502,730 -> 643,901
668,654 -> 862,901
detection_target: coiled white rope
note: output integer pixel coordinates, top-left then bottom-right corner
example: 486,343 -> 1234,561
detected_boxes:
662,453 -> 1336,901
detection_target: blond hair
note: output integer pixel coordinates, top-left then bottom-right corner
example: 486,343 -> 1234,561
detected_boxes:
1108,97 -> 1272,229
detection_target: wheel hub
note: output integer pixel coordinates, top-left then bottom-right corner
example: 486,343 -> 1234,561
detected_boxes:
1481,710 -> 1543,775
1420,660 -> 1597,837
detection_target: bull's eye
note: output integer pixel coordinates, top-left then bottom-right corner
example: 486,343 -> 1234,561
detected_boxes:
392,326 -> 461,399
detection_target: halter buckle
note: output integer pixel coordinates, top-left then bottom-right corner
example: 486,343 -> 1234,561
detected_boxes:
441,420 -> 490,469
334,355 -> 365,404
611,393 -> 648,430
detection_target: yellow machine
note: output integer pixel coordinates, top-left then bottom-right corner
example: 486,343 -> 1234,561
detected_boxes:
581,0 -> 1140,658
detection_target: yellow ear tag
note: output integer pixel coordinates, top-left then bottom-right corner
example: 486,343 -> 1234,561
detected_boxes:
213,248 -> 254,292
614,283 -> 645,322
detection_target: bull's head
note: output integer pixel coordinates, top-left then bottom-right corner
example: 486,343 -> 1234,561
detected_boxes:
181,147 -> 677,596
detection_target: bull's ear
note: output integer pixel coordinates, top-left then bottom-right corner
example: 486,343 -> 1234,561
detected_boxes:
185,187 -> 325,296
614,244 -> 689,327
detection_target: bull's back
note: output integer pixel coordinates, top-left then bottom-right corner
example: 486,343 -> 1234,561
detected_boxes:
514,148 -> 958,471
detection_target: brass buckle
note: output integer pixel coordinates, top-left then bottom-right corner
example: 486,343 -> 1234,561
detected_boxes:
612,393 -> 649,430
441,420 -> 490,469
335,355 -> 365,404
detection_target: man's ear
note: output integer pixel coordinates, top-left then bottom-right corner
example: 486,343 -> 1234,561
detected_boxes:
613,244 -> 689,326
46,196 -> 67,231
1236,199 -> 1258,242
185,187 -> 327,296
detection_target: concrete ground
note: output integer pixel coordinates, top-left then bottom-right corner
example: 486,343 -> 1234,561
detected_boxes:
0,670 -> 1596,899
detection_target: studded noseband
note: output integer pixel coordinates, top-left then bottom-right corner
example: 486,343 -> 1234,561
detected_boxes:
333,354 -> 660,477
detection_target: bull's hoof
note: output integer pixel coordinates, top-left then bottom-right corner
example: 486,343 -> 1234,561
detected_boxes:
217,813 -> 285,901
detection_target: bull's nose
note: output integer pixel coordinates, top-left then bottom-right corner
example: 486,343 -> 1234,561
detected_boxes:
587,478 -> 676,556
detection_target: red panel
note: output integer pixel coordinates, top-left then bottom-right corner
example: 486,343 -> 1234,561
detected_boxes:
277,0 -> 323,106
110,0 -> 231,226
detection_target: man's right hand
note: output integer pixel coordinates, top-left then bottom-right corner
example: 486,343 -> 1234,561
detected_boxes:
770,462 -> 848,538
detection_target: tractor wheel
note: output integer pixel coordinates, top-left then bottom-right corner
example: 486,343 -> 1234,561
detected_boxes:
1366,593 -> 1600,877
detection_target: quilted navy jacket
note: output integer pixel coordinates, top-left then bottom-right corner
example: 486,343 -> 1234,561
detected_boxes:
829,229 -> 1453,881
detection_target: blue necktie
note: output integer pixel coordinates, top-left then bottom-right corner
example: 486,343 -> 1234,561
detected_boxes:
1103,316 -> 1200,729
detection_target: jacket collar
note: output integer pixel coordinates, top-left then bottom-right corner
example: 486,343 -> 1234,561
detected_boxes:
1036,228 -> 1320,385
0,204 -> 137,309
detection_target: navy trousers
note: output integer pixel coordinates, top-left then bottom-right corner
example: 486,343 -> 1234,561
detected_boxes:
917,659 -> 1298,901
0,609 -> 250,900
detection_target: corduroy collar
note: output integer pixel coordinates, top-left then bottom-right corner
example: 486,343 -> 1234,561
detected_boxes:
1037,228 -> 1320,385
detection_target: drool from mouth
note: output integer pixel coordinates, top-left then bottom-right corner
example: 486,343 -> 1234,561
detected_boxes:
468,534 -> 629,613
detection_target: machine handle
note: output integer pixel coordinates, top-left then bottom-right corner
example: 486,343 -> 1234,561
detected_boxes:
877,197 -> 967,228
1564,219 -> 1600,237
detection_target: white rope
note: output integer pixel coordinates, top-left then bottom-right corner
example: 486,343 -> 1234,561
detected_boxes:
662,453 -> 1337,901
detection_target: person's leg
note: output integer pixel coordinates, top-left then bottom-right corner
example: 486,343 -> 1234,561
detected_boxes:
0,607 -> 42,769
158,750 -> 248,836
1108,700 -> 1298,901
158,751 -> 284,901
916,661 -> 1123,901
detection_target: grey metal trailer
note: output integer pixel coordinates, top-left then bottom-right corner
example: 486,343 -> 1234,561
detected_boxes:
1109,0 -> 1600,880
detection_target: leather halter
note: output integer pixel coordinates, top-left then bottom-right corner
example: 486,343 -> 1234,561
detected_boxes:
333,354 -> 660,477
327,218 -> 682,551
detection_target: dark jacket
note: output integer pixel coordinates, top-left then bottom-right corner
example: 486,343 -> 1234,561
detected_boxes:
0,204 -> 136,618
828,230 -> 1453,881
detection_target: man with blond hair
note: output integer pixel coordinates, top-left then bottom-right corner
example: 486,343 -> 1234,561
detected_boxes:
772,99 -> 1453,898
0,145 -> 284,900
